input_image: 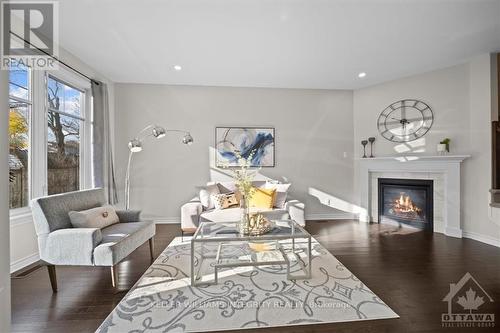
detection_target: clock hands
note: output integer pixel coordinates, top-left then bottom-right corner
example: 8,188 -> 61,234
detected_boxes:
386,117 -> 411,127
400,102 -> 409,131
386,116 -> 428,126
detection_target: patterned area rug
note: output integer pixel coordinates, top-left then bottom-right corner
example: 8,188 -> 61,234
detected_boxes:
97,237 -> 398,332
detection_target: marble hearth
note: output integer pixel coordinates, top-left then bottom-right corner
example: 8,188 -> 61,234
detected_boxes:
357,155 -> 470,238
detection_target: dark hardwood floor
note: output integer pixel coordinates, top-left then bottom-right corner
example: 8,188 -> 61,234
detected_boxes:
11,220 -> 500,332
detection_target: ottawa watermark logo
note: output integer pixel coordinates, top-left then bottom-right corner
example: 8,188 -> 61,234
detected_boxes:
442,272 -> 495,328
1,1 -> 59,69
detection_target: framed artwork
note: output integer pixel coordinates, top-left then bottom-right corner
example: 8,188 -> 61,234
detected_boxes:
215,127 -> 275,167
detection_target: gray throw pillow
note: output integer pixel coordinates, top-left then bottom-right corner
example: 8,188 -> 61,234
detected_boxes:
68,205 -> 119,229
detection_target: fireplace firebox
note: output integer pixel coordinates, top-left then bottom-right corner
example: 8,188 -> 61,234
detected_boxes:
378,178 -> 433,231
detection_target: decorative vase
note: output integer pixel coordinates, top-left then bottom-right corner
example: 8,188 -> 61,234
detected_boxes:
239,196 -> 250,235
437,144 -> 448,155
361,140 -> 368,158
368,137 -> 376,158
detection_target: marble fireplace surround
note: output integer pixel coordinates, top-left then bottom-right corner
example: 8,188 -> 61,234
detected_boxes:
358,155 -> 470,238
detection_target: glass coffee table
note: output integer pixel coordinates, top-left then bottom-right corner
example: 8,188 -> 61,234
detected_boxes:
190,219 -> 312,286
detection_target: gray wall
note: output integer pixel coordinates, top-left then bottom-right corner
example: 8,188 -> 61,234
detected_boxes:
353,64 -> 470,158
353,54 -> 500,245
1,69 -> 11,331
115,84 -> 354,220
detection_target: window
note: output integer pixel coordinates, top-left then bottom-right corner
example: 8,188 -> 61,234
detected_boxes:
7,65 -> 92,215
47,76 -> 85,195
8,64 -> 31,209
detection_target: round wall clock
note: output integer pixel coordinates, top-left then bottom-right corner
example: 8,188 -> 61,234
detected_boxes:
377,99 -> 433,143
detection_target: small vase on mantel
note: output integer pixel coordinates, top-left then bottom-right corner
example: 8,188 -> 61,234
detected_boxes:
239,196 -> 250,236
437,138 -> 450,155
437,144 -> 447,155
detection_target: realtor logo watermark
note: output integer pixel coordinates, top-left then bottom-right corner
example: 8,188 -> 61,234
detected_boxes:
442,272 -> 495,328
1,1 -> 59,69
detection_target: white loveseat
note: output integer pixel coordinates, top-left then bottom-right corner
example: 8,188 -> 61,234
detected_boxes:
181,180 -> 305,234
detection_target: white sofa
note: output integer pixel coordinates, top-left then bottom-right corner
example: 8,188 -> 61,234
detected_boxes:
181,180 -> 305,234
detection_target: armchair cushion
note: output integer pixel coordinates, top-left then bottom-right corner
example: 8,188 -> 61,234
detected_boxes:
93,221 -> 155,266
42,228 -> 102,266
115,210 -> 142,223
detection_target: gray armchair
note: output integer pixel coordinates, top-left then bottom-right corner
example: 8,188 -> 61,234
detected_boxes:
31,188 -> 155,292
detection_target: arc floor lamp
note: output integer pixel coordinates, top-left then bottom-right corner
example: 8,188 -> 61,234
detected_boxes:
125,124 -> 193,209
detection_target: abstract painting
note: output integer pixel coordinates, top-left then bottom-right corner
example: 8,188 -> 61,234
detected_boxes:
215,127 -> 275,167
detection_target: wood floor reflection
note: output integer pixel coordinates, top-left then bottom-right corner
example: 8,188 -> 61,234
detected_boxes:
11,221 -> 500,333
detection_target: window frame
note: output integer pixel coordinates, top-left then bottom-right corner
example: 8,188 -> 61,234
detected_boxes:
46,73 -> 91,193
45,69 -> 93,195
9,66 -> 93,222
8,65 -> 33,216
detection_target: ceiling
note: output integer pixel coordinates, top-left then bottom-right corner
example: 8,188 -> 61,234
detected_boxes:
57,0 -> 500,89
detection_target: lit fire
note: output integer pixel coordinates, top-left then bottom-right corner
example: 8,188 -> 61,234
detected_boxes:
393,193 -> 421,214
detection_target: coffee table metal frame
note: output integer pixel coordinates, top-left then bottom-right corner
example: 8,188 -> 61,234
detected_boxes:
190,220 -> 312,286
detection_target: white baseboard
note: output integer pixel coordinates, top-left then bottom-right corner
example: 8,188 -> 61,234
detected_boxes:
445,226 -> 463,239
153,217 -> 181,224
462,231 -> 500,248
305,213 -> 357,220
10,253 -> 39,274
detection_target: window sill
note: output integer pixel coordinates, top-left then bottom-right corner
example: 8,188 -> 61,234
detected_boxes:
10,207 -> 33,227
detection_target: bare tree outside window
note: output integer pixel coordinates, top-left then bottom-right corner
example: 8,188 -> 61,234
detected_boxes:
47,77 -> 83,195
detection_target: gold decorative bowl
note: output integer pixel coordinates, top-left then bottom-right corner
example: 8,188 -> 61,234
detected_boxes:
241,214 -> 272,236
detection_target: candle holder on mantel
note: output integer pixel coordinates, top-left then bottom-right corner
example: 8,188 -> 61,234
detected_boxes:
361,140 -> 368,158
368,137 -> 376,158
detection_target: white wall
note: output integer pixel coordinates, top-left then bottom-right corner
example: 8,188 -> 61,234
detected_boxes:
9,47 -> 116,272
1,68 -> 12,331
467,55 -> 500,244
114,85 -> 354,220
354,63 -> 471,158
353,54 -> 500,246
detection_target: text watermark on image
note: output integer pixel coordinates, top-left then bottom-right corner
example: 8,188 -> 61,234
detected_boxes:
153,300 -> 351,310
442,272 -> 495,328
1,1 -> 59,69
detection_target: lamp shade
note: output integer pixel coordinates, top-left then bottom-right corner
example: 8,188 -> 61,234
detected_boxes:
128,138 -> 143,152
182,133 -> 194,145
153,126 -> 166,139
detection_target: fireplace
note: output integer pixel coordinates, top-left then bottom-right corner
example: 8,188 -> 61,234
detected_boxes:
378,178 -> 433,231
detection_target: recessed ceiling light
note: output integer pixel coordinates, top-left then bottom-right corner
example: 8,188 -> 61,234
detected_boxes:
358,72 -> 367,78
173,65 -> 182,71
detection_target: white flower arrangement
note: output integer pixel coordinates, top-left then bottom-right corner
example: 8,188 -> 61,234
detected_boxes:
222,150 -> 260,203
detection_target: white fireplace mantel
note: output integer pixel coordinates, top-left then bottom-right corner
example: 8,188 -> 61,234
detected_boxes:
358,155 -> 470,238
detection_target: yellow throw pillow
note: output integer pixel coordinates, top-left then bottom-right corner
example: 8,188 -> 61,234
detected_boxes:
248,188 -> 276,209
